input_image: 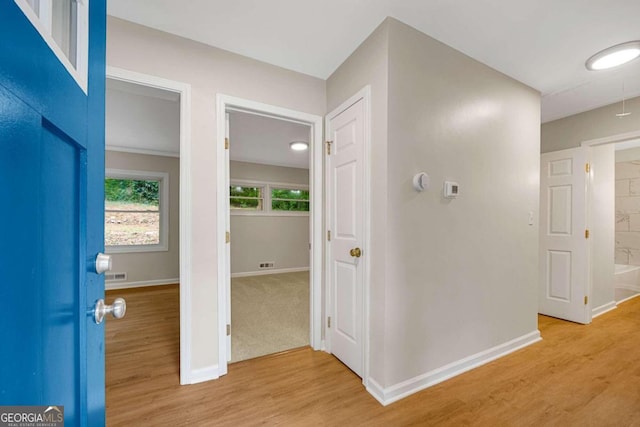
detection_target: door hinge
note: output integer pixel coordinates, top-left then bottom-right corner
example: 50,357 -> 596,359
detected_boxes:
226,324 -> 231,336
585,163 -> 590,173
584,296 -> 588,305
327,230 -> 331,241
327,317 -> 331,328
226,231 -> 230,243
585,229 -> 590,239
326,140 -> 333,155
225,137 -> 230,150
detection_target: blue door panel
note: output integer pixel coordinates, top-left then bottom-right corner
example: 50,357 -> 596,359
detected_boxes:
41,123 -> 83,425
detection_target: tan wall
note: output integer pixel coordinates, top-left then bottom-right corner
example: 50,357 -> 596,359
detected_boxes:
105,151 -> 180,287
383,19 -> 540,387
230,161 -> 309,274
541,96 -> 640,153
107,17 -> 326,372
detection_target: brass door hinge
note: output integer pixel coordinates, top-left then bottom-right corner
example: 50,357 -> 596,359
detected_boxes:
226,324 -> 231,336
585,229 -> 590,239
225,138 -> 229,150
326,140 -> 333,155
327,230 -> 331,241
585,163 -> 590,173
226,231 -> 230,243
584,296 -> 588,305
327,317 -> 331,328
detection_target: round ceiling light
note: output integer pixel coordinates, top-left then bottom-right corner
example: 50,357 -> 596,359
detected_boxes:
586,41 -> 640,71
289,141 -> 308,151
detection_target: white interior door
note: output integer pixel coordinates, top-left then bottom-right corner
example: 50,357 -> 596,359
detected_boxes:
539,147 -> 590,324
326,97 -> 365,377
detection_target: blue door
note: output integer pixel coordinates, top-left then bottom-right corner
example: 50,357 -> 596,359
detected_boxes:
0,1 -> 106,426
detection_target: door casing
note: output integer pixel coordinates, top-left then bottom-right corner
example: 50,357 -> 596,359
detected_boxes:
105,66 -> 194,385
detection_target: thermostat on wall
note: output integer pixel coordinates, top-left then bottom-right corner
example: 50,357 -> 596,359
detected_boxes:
444,181 -> 459,198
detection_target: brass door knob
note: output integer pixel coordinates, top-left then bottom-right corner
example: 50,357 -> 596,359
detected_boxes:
350,247 -> 362,258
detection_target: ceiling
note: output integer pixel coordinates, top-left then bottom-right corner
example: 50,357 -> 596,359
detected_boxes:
229,111 -> 311,169
107,0 -> 640,123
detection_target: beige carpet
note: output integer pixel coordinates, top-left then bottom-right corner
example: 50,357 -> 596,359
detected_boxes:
231,271 -> 309,362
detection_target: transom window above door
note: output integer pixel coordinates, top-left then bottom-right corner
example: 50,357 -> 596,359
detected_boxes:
16,0 -> 89,91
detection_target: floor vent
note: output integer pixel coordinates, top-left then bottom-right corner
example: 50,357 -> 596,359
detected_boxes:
105,272 -> 127,281
258,262 -> 275,269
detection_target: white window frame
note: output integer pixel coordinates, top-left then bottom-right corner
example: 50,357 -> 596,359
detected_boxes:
230,179 -> 310,217
15,0 -> 89,93
105,169 -> 169,253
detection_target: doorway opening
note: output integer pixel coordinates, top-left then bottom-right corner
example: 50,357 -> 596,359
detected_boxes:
104,67 -> 193,384
216,95 -> 323,375
228,110 -> 312,362
584,132 -> 640,310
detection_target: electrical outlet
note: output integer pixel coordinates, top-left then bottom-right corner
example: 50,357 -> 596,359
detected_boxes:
258,262 -> 275,269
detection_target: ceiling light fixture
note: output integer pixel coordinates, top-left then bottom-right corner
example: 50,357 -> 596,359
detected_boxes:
585,41 -> 640,71
289,141 -> 308,151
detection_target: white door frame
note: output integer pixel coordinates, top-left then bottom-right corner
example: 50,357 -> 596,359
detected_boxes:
324,86 -> 372,386
105,66 -> 194,385
216,94 -> 323,376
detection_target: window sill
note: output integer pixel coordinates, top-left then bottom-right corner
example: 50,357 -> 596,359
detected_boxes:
105,244 -> 169,254
231,211 -> 310,217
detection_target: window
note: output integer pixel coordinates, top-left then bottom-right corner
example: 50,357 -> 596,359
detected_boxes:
230,185 -> 264,211
105,169 -> 169,253
230,181 -> 309,215
16,0 -> 89,92
271,188 -> 310,212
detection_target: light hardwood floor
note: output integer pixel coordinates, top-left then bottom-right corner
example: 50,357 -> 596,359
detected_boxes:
106,285 -> 640,426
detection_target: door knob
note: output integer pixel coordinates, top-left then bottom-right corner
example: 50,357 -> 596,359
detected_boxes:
95,252 -> 112,274
94,297 -> 126,324
350,247 -> 362,258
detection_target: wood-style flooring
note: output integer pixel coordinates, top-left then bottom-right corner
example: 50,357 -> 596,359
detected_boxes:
106,285 -> 640,426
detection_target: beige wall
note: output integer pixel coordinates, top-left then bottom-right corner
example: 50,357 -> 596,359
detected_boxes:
105,151 -> 180,287
107,17 -> 326,372
230,161 -> 309,274
328,18 -> 541,389
541,96 -> 640,153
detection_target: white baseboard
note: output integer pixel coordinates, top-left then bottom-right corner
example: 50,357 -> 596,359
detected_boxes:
616,292 -> 640,305
366,330 -> 542,406
106,278 -> 179,290
231,267 -> 309,278
592,301 -> 617,318
185,365 -> 219,384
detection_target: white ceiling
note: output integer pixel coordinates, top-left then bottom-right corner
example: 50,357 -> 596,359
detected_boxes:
229,111 -> 311,169
107,0 -> 640,122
